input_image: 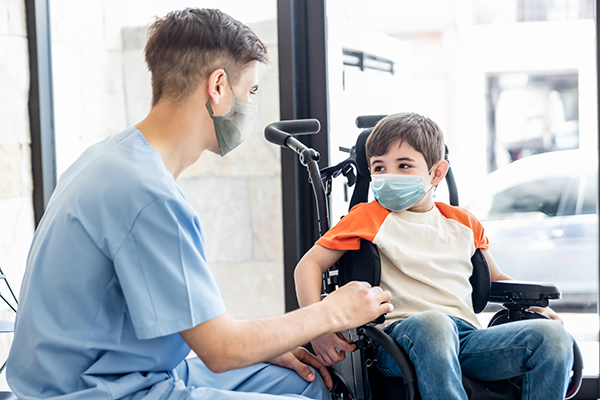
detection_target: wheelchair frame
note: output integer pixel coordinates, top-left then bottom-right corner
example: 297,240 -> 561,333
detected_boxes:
264,117 -> 583,400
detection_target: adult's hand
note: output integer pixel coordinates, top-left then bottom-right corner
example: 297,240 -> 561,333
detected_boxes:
267,347 -> 333,391
180,282 -> 390,375
322,281 -> 392,331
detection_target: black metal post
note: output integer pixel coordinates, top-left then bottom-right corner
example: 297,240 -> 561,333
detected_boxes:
596,2 -> 600,398
277,0 -> 330,312
25,0 -> 56,227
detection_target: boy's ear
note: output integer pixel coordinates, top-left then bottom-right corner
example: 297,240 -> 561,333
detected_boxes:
431,160 -> 449,186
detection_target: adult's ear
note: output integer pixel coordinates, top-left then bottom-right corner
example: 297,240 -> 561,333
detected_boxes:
206,68 -> 228,106
431,160 -> 449,186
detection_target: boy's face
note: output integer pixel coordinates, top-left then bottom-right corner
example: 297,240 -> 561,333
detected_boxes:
369,139 -> 448,212
369,140 -> 431,178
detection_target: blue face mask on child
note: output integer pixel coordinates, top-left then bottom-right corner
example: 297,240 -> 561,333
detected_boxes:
371,169 -> 435,212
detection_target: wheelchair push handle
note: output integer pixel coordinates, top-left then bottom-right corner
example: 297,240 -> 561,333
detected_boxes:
264,119 -> 330,236
265,120 -> 323,167
264,119 -> 321,147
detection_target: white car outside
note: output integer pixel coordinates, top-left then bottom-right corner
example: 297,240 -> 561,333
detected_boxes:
464,150 -> 598,309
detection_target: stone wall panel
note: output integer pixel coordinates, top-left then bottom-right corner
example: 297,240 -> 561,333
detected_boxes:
0,144 -> 21,199
177,176 -> 253,263
209,261 -> 284,319
249,176 -> 283,263
0,35 -> 30,145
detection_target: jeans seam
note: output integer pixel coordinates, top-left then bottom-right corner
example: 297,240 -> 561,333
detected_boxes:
402,334 -> 436,400
460,345 -> 529,358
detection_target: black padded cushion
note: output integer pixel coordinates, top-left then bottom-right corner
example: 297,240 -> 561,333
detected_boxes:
338,239 -> 381,287
355,128 -> 372,180
470,249 -> 491,314
338,239 -> 384,325
349,129 -> 373,209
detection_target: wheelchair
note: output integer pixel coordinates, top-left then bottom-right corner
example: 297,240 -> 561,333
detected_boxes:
265,115 -> 583,400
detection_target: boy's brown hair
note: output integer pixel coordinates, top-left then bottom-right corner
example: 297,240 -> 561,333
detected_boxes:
144,8 -> 268,106
366,112 -> 445,170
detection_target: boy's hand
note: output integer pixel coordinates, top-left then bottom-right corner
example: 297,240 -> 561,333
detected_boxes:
322,281 -> 392,331
529,307 -> 564,325
267,347 -> 333,391
312,332 -> 356,366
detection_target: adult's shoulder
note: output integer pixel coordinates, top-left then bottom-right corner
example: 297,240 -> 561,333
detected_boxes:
61,127 -> 178,203
43,128 -> 192,257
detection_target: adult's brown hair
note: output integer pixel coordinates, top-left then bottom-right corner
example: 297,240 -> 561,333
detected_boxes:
144,8 -> 268,106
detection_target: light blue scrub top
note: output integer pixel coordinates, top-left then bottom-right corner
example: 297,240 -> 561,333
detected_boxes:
7,127 -> 226,400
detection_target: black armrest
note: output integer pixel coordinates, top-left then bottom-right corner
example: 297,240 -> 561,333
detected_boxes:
488,280 -> 561,308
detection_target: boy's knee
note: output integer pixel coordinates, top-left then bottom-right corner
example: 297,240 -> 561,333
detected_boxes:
404,311 -> 456,337
391,311 -> 458,349
527,320 -> 573,361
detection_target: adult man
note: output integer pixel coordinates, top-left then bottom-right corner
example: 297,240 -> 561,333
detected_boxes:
7,8 -> 392,400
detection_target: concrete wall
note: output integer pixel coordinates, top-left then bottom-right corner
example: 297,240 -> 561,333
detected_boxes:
174,21 -> 285,319
50,4 -> 284,320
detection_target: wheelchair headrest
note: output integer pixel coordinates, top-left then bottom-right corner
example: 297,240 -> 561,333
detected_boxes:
320,114 -> 460,210
355,128 -> 373,180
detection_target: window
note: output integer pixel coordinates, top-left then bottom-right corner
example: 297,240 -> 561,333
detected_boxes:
580,177 -> 598,215
489,177 -> 569,217
326,0 -> 598,379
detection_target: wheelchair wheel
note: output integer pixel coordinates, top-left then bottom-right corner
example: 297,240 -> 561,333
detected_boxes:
330,369 -> 354,400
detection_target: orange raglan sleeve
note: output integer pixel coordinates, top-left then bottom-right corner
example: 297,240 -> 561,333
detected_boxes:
316,201 -> 390,251
435,202 -> 490,250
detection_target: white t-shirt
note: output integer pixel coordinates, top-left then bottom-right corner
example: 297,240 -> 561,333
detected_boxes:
317,200 -> 490,329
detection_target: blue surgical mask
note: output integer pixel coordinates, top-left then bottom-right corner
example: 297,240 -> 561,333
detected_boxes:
205,66 -> 258,157
371,170 -> 434,212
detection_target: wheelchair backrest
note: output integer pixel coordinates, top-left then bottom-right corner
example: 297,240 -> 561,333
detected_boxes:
327,120 -> 490,314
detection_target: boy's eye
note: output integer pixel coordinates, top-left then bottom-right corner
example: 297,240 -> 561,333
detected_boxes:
250,87 -> 258,96
373,165 -> 384,172
399,163 -> 410,169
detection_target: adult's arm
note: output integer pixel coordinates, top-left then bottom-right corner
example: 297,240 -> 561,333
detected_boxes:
294,244 -> 358,365
180,280 -> 392,373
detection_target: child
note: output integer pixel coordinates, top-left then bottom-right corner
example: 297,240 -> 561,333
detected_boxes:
294,112 -> 574,400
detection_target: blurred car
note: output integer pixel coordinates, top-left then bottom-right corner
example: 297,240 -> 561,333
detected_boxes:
464,149 -> 598,311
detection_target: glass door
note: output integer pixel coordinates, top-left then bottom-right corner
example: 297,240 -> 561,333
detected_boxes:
325,0 -> 598,380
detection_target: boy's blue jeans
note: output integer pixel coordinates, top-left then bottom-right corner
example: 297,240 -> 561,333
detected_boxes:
374,310 -> 574,400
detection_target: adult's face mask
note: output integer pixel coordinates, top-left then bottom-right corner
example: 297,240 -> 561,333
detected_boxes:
371,169 -> 435,212
205,67 -> 258,157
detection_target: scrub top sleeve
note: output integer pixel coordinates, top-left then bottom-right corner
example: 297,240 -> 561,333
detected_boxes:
113,196 -> 226,340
